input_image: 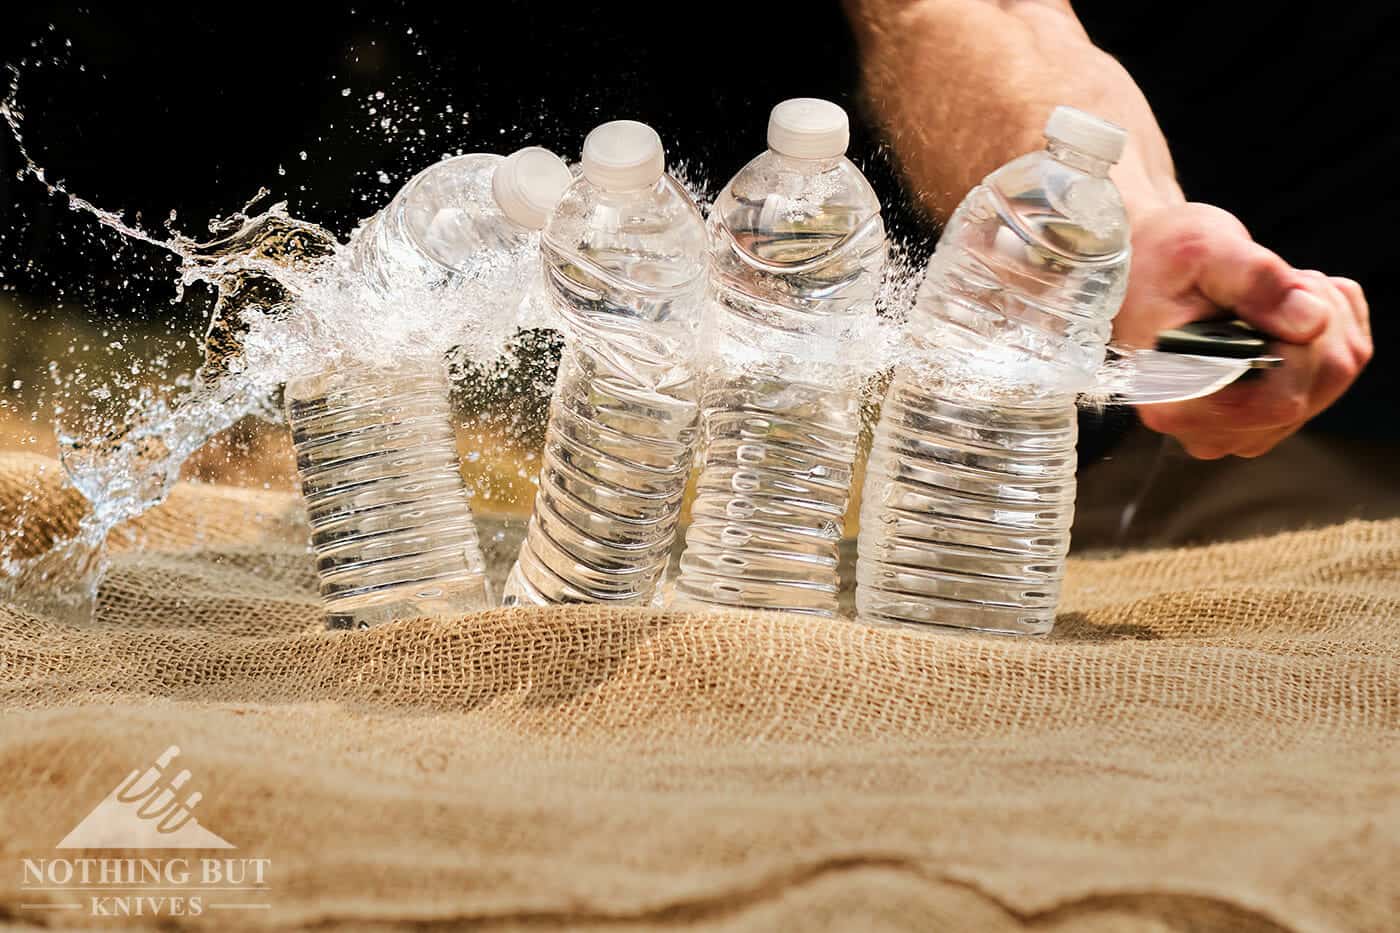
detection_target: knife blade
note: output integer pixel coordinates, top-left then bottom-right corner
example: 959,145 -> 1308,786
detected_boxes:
1101,319 -> 1283,406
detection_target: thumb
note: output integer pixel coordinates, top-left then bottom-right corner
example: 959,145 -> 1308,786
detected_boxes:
1193,231 -> 1326,344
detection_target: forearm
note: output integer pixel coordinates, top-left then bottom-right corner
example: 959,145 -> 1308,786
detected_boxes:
845,0 -> 1184,223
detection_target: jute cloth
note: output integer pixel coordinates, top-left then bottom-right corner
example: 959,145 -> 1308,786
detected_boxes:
0,451 -> 1397,931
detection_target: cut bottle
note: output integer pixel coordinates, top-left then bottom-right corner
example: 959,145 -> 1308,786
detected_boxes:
503,121 -> 709,606
857,107 -> 1131,636
675,98 -> 886,615
287,148 -> 572,628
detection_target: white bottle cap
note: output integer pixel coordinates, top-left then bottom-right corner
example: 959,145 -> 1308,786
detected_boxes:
581,120 -> 665,192
492,147 -> 573,230
1044,106 -> 1128,164
767,98 -> 850,160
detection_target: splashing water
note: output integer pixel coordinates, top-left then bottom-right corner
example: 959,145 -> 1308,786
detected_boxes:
0,50 -> 950,623
0,66 -> 554,619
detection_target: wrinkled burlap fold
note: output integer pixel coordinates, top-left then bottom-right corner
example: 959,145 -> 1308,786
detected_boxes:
0,452 -> 1397,931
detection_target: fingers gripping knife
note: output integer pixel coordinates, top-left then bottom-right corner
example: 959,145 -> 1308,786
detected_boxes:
1105,319 -> 1284,405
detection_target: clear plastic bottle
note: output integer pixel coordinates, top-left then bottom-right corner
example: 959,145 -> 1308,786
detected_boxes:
856,107 -> 1131,636
503,121 -> 709,606
286,148 -> 572,628
674,99 -> 886,615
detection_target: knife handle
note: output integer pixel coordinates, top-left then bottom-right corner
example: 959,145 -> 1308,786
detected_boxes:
1154,318 -> 1271,359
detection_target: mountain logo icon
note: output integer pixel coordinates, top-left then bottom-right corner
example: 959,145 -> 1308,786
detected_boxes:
57,746 -> 234,849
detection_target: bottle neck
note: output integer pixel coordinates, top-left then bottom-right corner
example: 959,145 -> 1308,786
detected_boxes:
768,149 -> 844,171
1046,139 -> 1114,177
591,175 -> 668,204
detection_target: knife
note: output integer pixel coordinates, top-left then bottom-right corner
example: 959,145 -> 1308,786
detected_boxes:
1101,319 -> 1284,405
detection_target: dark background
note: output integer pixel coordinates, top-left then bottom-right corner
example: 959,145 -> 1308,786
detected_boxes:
1,0 -> 1395,438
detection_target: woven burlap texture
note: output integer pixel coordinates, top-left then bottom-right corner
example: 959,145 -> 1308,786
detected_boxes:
0,451 -> 1397,931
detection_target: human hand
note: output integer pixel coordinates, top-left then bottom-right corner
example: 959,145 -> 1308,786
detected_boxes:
1114,203 -> 1371,458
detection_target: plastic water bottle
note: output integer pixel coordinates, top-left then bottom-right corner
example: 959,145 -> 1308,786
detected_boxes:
856,107 -> 1131,636
674,99 -> 886,615
286,148 -> 572,628
503,121 -> 709,606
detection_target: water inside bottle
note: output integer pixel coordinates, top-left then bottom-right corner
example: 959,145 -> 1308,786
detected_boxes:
503,187 -> 708,606
857,139 -> 1131,635
286,363 -> 492,627
677,149 -> 889,615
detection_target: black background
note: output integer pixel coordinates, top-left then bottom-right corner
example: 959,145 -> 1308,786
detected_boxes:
2,1 -> 1395,436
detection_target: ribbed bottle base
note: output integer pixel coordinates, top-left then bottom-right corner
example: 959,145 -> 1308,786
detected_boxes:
856,371 -> 1078,637
286,362 -> 492,629
502,344 -> 697,608
674,380 -> 859,617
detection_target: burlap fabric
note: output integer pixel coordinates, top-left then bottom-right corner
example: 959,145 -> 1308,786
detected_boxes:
0,451 -> 1396,931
